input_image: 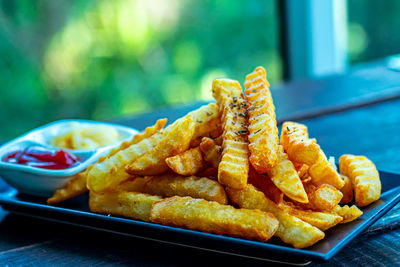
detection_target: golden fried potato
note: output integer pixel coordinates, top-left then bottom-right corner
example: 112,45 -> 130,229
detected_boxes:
302,184 -> 343,211
281,122 -> 320,165
49,119 -> 167,201
339,154 -> 381,207
190,128 -> 222,148
87,119 -> 167,193
126,116 -> 195,176
89,191 -> 162,222
188,103 -> 221,143
301,174 -> 312,184
102,118 -> 167,160
333,205 -> 363,223
248,166 -> 283,204
199,137 -> 222,169
226,184 -> 324,248
339,175 -> 353,204
212,79 -> 249,189
244,66 -> 279,173
116,175 -> 149,192
47,172 -> 87,205
165,147 -> 206,175
268,145 -> 308,203
309,151 -> 344,189
150,196 -> 279,242
118,174 -> 228,204
281,122 -> 344,189
294,163 -> 309,179
281,202 -> 343,231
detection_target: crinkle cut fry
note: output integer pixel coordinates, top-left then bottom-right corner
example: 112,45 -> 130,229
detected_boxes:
48,118 -> 167,203
150,196 -> 279,242
339,175 -> 354,204
280,202 -> 343,231
294,163 -> 309,179
86,119 -> 168,193
299,184 -> 343,211
268,145 -> 308,203
212,79 -> 249,189
339,154 -> 381,207
188,103 -> 221,142
244,66 -> 279,173
47,172 -> 87,205
165,147 -> 206,175
89,191 -> 161,222
126,116 -> 195,176
226,184 -> 324,249
127,103 -> 221,176
118,174 -> 228,204
199,137 -> 222,169
281,121 -> 320,165
332,205 -> 363,223
281,121 -> 344,189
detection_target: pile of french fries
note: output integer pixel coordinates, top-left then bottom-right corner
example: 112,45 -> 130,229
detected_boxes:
47,66 -> 382,249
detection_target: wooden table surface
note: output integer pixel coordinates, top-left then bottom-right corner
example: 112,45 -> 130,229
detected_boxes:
1,62 -> 400,266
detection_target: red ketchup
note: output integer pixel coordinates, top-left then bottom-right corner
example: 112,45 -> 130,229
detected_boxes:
3,146 -> 79,169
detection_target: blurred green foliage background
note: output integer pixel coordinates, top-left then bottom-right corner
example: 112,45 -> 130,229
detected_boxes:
0,0 -> 399,142
0,0 -> 282,142
348,0 -> 400,63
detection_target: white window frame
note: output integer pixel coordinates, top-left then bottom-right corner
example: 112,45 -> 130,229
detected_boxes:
284,0 -> 348,79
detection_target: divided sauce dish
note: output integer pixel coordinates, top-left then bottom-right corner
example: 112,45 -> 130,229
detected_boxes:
0,120 -> 138,197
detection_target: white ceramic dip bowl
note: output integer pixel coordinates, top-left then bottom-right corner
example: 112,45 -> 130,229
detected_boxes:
0,120 -> 138,197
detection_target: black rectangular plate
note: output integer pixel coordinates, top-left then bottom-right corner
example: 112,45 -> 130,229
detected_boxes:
0,168 -> 400,264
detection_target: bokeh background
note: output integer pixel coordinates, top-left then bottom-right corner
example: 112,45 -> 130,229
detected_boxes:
0,0 -> 399,142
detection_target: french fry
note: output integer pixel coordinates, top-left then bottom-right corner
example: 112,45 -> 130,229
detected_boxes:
212,79 -> 249,189
89,191 -> 162,222
226,184 -> 324,248
309,152 -> 344,189
281,202 -> 343,231
50,118 -> 167,201
333,205 -> 363,223
116,175 -> 149,192
199,137 -> 222,169
244,66 -> 279,173
248,166 -> 283,204
294,163 -> 309,179
281,122 -> 320,165
126,116 -> 195,176
188,103 -> 221,143
150,196 -> 279,242
165,147 -> 206,175
190,128 -> 222,148
47,172 -> 87,205
301,174 -> 312,184
339,175 -> 353,204
281,122 -> 344,189
300,184 -> 343,211
339,154 -> 381,207
49,65 -> 384,248
118,174 -> 228,204
268,145 -> 308,203
87,119 -> 168,193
